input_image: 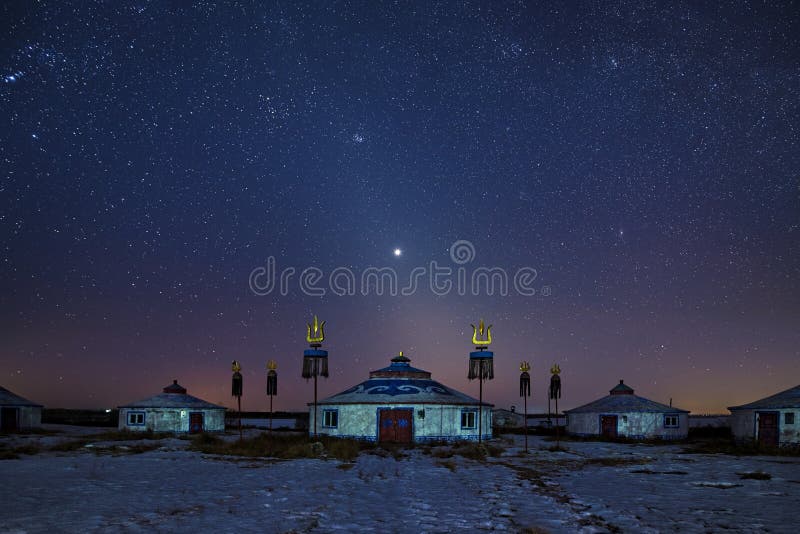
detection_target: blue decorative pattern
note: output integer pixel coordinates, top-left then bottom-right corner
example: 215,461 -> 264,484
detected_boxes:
342,379 -> 452,397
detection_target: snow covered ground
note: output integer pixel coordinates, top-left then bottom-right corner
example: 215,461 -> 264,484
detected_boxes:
1,427 -> 798,533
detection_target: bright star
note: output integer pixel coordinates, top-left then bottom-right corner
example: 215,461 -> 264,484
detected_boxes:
393,248 -> 402,257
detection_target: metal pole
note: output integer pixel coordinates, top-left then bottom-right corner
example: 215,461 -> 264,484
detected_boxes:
237,395 -> 242,441
555,396 -> 559,448
524,390 -> 528,453
478,360 -> 483,444
269,394 -> 273,433
313,373 -> 318,438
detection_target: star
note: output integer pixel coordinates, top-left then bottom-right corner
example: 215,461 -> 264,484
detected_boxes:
393,248 -> 402,257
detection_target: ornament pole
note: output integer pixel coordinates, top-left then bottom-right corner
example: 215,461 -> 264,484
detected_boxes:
302,315 -> 328,440
468,319 -> 494,445
313,373 -> 318,437
520,361 -> 531,453
555,395 -> 559,448
524,390 -> 528,452
549,363 -> 562,449
478,364 -> 483,444
231,360 -> 243,441
266,360 -> 278,434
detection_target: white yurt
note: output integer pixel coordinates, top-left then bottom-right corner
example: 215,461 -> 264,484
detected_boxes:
118,380 -> 226,433
0,386 -> 43,431
565,380 -> 689,440
728,384 -> 800,447
310,352 -> 492,443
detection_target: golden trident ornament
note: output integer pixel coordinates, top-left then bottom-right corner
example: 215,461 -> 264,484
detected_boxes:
471,319 -> 493,347
267,359 -> 277,370
232,360 -> 242,373
520,361 -> 531,372
306,315 -> 325,346
550,363 -> 561,375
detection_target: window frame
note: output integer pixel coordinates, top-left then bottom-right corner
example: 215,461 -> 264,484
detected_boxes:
127,411 -> 146,426
461,409 -> 477,429
663,414 -> 680,428
322,409 -> 338,428
785,412 -> 795,425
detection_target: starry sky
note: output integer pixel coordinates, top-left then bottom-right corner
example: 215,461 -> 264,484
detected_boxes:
1,1 -> 798,414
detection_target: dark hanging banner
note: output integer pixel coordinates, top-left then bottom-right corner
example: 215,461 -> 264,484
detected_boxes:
267,368 -> 277,395
549,364 -> 561,399
520,371 -> 531,397
231,360 -> 243,397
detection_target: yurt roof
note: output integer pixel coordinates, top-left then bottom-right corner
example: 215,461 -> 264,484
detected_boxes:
119,380 -> 226,410
315,353 -> 489,406
565,381 -> 688,414
728,384 -> 800,411
0,386 -> 43,408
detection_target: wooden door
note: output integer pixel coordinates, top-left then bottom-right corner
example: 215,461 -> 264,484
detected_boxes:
757,412 -> 779,447
1,407 -> 18,432
189,412 -> 204,434
600,415 -> 618,438
379,409 -> 413,443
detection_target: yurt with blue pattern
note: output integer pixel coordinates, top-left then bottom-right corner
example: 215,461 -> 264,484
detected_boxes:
310,353 -> 492,443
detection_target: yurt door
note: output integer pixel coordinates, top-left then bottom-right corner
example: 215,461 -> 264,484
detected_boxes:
757,412 -> 779,447
1,407 -> 18,432
189,412 -> 204,434
600,415 -> 618,438
379,409 -> 413,443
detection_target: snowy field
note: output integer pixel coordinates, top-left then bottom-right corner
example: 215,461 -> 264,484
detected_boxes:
1,426 -> 799,533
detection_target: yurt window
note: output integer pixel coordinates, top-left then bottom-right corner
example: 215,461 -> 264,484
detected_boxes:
664,415 -> 679,428
786,412 -> 795,425
461,410 -> 477,429
127,412 -> 145,426
322,409 -> 338,428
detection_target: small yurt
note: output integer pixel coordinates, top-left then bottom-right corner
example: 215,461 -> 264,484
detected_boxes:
565,380 -> 689,440
118,380 -> 226,433
728,384 -> 800,447
311,352 -> 492,443
492,408 -> 524,429
0,386 -> 43,431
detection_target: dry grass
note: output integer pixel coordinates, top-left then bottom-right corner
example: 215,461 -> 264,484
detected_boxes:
436,459 -> 457,472
91,429 -> 171,441
0,443 -> 43,460
430,447 -> 455,458
189,433 -> 370,461
49,439 -> 92,452
1,427 -> 62,436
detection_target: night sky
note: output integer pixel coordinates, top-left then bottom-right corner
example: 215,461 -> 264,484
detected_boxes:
2,1 -> 798,415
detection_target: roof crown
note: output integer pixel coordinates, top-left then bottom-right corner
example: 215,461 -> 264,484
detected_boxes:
369,352 -> 432,379
163,380 -> 187,394
610,380 -> 634,395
